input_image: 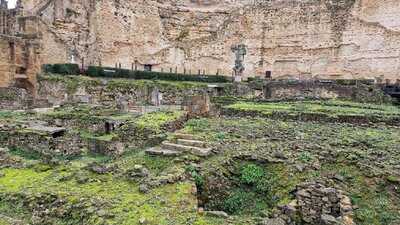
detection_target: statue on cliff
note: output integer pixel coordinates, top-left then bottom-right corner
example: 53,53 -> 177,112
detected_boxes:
231,44 -> 247,82
0,0 -> 7,9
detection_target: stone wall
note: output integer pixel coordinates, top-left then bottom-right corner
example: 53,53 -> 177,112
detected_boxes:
23,0 -> 400,81
0,36 -> 14,87
0,2 -> 17,35
0,35 -> 41,93
0,125 -> 84,157
36,75 -> 216,106
264,80 -> 390,103
0,3 -> 41,93
0,87 -> 33,109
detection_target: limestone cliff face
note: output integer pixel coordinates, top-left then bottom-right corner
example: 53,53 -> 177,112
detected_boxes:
26,0 -> 400,80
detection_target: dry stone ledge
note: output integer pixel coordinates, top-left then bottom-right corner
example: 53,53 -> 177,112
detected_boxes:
176,139 -> 206,148
145,147 -> 182,157
26,124 -> 67,136
259,217 -> 286,225
283,181 -> 354,225
0,121 -> 85,157
161,141 -> 211,157
146,132 -> 212,157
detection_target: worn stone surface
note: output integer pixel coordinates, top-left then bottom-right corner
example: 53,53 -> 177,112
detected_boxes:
182,94 -> 211,117
18,0 -> 400,81
259,218 -> 286,225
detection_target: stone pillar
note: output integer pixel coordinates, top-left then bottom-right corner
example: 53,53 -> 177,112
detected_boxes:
151,88 -> 162,106
0,0 -> 7,10
0,10 -> 4,34
182,94 -> 211,117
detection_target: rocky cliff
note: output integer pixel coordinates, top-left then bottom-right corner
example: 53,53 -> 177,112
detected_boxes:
25,0 -> 400,80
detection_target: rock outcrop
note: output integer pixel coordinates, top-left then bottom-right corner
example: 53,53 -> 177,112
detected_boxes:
19,0 -> 400,81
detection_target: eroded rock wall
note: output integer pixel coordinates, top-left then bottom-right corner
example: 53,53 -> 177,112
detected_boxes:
30,0 -> 400,80
0,4 -> 41,93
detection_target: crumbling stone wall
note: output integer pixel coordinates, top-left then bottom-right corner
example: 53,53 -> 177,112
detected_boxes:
182,95 -> 211,117
0,35 -> 41,93
0,3 -> 41,93
25,0 -> 400,81
37,76 -> 212,106
282,181 -> 354,225
0,1 -> 18,35
0,87 -> 33,109
0,36 -> 14,87
264,81 -> 390,103
0,125 -> 84,156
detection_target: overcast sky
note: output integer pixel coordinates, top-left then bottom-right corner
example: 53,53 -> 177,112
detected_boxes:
8,0 -> 16,8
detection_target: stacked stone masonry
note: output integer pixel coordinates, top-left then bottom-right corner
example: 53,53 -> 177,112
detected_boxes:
0,0 -> 41,93
283,181 -> 355,225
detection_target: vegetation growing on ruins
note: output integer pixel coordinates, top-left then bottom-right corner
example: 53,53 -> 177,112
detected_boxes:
38,73 -> 212,94
226,100 -> 400,117
1,107 -> 400,224
136,111 -> 184,131
38,74 -> 102,94
105,78 -> 209,92
225,100 -> 400,124
42,63 -> 231,83
85,66 -> 231,83
180,117 -> 400,225
1,75 -> 400,224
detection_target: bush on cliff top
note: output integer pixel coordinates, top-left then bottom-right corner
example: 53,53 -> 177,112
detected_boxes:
43,64 -> 80,75
85,66 -> 231,83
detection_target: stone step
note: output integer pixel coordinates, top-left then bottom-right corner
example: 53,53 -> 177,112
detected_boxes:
161,141 -> 211,157
190,147 -> 212,157
145,147 -> 182,157
161,141 -> 192,152
177,139 -> 206,148
174,133 -> 201,141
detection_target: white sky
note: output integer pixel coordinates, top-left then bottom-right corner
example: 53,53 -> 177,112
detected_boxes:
8,0 -> 16,8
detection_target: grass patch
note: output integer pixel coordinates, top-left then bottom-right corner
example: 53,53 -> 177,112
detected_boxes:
7,147 -> 42,160
226,100 -> 400,118
136,111 -> 184,132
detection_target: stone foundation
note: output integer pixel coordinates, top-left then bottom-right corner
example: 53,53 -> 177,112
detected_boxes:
37,75 -> 214,107
0,87 -> 33,109
0,124 -> 84,157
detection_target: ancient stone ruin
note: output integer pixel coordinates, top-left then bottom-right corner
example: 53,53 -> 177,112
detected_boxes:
1,0 -> 400,82
0,1 -> 399,225
284,182 -> 355,225
0,0 -> 41,94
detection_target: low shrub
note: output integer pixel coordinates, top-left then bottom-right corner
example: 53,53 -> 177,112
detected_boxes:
240,164 -> 264,185
335,79 -> 375,86
43,64 -> 80,75
85,66 -> 230,83
185,165 -> 205,189
223,190 -> 255,214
